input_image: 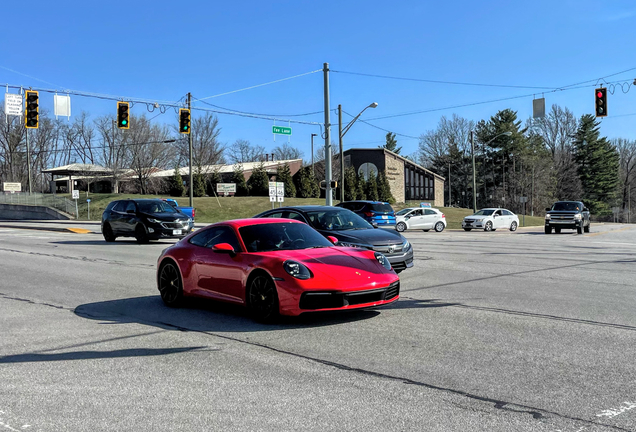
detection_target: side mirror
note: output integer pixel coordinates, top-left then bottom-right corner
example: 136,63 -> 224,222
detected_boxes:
545,208 -> 551,212
583,207 -> 589,212
212,243 -> 236,257
327,236 -> 338,245
127,209 -> 135,214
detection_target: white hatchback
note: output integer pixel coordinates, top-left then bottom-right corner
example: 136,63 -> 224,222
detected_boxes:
395,207 -> 446,232
462,208 -> 519,232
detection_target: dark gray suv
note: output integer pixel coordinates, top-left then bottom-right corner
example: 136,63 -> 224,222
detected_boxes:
544,201 -> 591,234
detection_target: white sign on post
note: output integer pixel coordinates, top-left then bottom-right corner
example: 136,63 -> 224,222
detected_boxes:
269,182 -> 277,198
276,182 -> 284,199
4,94 -> 23,117
72,190 -> 80,200
2,182 -> 21,193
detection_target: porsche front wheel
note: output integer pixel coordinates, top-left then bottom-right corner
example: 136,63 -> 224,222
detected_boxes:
158,261 -> 184,307
247,274 -> 279,323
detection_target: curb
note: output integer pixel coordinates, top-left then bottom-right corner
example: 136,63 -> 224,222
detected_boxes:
0,224 -> 99,234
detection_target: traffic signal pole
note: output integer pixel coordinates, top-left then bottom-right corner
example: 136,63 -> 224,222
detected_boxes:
26,129 -> 32,193
323,63 -> 332,206
188,93 -> 193,208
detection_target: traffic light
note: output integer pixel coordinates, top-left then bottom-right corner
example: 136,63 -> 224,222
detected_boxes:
25,91 -> 39,129
179,108 -> 191,134
595,88 -> 607,117
117,102 -> 130,129
330,181 -> 338,189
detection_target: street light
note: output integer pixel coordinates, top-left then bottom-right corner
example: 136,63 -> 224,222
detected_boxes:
471,130 -> 512,212
338,102 -> 378,202
311,133 -> 317,178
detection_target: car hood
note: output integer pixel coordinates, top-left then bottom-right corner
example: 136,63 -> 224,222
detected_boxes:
140,212 -> 188,221
547,210 -> 579,215
463,216 -> 489,221
317,227 -> 404,246
288,247 -> 389,281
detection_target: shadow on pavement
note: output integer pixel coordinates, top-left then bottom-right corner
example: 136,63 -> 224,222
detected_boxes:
74,295 -> 380,332
51,239 -> 177,246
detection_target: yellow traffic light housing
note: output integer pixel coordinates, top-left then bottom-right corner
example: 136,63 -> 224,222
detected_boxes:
179,108 -> 191,134
117,102 -> 130,129
25,91 -> 39,129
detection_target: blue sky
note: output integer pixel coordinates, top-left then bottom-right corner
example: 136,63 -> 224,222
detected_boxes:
2,0 -> 635,162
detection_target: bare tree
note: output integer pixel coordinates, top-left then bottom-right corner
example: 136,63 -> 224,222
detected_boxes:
227,139 -> 266,164
95,115 -> 129,193
126,115 -> 175,195
273,142 -> 303,161
177,113 -> 225,171
417,114 -> 474,168
614,138 -> 636,212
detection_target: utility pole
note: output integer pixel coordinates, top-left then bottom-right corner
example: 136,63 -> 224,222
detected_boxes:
26,129 -> 32,193
311,133 -> 317,178
187,93 -> 193,208
448,162 -> 451,206
470,130 -> 476,212
323,63 -> 332,206
338,104 -> 344,202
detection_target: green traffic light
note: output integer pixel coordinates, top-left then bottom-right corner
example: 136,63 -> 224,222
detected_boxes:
122,120 -> 127,125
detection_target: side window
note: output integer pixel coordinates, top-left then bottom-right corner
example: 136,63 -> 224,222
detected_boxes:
494,210 -> 502,216
341,203 -> 354,210
124,202 -> 136,213
190,226 -> 240,251
262,212 -> 284,218
111,201 -> 123,212
502,210 -> 513,216
285,212 -> 306,222
425,209 -> 436,215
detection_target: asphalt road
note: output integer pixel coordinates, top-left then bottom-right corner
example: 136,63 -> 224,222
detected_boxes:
1,223 -> 635,431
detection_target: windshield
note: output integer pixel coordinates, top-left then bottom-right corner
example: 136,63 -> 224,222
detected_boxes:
306,209 -> 373,231
552,202 -> 581,211
138,201 -> 178,214
370,203 -> 394,213
396,208 -> 413,216
472,209 -> 495,216
240,223 -> 333,252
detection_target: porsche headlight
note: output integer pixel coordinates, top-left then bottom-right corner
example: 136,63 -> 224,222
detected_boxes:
374,252 -> 392,271
283,260 -> 313,280
147,218 -> 161,224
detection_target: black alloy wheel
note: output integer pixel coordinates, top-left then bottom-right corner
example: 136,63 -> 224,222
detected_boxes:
484,221 -> 493,232
434,222 -> 445,232
103,224 -> 116,242
247,274 -> 279,323
135,224 -> 149,244
158,262 -> 184,307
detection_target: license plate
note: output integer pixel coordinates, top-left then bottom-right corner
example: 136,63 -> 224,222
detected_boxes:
173,229 -> 182,235
382,215 -> 388,219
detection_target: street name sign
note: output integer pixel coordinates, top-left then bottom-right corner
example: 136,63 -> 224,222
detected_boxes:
272,126 -> 292,135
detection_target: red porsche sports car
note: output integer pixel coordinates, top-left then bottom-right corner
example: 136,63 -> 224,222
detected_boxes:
156,218 -> 399,321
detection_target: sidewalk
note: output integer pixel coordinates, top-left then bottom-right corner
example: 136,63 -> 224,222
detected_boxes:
0,220 -> 209,234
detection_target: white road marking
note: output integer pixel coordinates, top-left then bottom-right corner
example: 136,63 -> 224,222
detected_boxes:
596,401 -> 636,418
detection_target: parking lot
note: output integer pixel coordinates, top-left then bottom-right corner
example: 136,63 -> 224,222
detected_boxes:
1,222 -> 635,431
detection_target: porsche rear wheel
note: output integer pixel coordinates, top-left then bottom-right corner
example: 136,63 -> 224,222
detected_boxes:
158,261 -> 183,307
247,274 -> 279,323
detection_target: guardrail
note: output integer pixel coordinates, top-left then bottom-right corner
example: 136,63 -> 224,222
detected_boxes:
0,192 -> 76,217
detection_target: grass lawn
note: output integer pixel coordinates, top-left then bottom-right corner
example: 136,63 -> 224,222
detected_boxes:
65,193 -> 545,229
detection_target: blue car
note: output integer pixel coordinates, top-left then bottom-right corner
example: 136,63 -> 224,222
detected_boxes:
336,200 -> 396,228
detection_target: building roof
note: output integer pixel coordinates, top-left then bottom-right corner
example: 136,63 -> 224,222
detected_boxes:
345,148 -> 446,181
42,163 -> 111,175
150,159 -> 303,178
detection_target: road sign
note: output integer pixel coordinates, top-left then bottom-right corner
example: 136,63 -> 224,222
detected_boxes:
2,182 -> 21,192
519,196 -> 528,203
277,196 -> 284,202
269,196 -> 276,202
72,190 -> 79,199
276,182 -> 284,198
269,182 -> 277,197
4,94 -> 23,116
272,126 -> 292,135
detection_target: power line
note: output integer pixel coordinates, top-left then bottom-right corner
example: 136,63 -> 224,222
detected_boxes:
192,96 -> 323,118
341,109 -> 419,140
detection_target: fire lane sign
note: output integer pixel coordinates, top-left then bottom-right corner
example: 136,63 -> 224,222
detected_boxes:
272,126 -> 292,135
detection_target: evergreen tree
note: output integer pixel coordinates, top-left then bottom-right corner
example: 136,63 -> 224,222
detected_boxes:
169,165 -> 185,197
365,170 -> 379,201
193,171 -> 206,197
247,163 -> 270,196
356,171 -> 367,200
377,170 -> 395,203
206,170 -> 221,196
276,164 -> 297,197
293,166 -> 320,198
381,132 -> 402,154
231,164 -> 248,196
573,114 -> 620,215
344,166 -> 358,200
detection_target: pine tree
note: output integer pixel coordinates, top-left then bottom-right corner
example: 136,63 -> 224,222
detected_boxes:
356,171 -> 367,200
193,172 -> 206,197
344,166 -> 358,200
247,163 -> 270,196
381,132 -> 402,154
573,114 -> 620,215
169,165 -> 185,197
231,164 -> 248,196
276,164 -> 297,197
293,166 -> 320,198
365,170 -> 379,201
377,170 -> 395,203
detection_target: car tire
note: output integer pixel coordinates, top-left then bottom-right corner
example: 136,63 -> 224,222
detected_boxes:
396,222 -> 406,232
484,221 -> 493,232
434,222 -> 445,232
158,261 -> 184,307
423,229 -> 430,232
103,223 -> 116,242
135,224 -> 149,244
577,226 -> 583,234
584,224 -> 590,233
545,227 -> 552,234
463,228 -> 472,232
509,222 -> 517,232
555,228 -> 561,234
247,273 -> 279,323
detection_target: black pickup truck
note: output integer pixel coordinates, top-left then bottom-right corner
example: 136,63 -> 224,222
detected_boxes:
544,201 -> 591,234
